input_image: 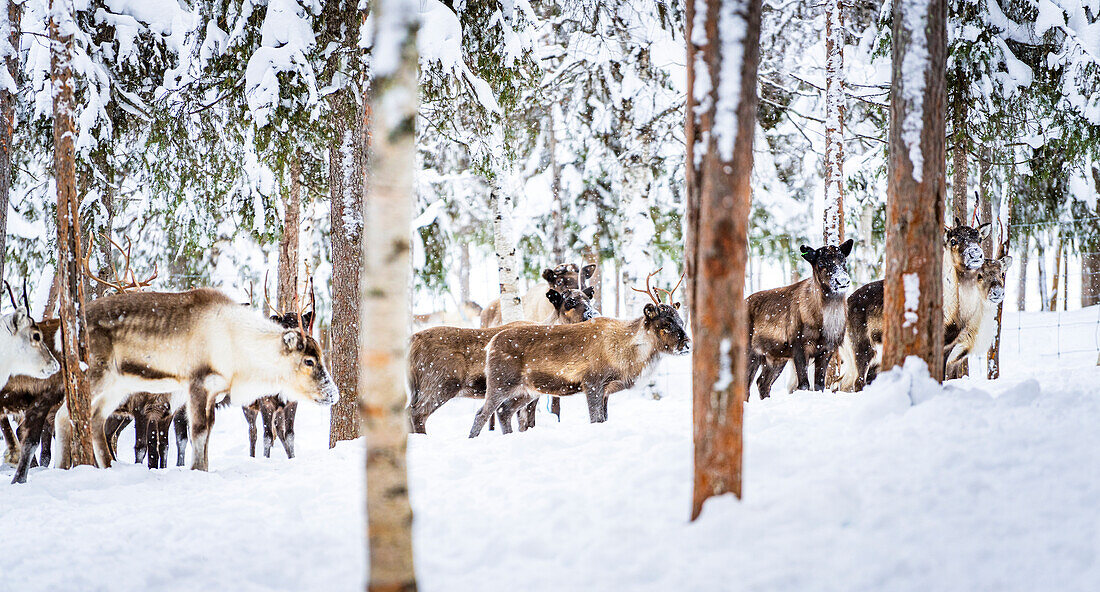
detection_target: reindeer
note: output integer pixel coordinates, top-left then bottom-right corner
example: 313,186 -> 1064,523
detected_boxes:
53,288 -> 337,471
838,219 -> 992,390
745,240 -> 853,399
481,263 -> 597,327
103,392 -> 180,469
0,282 -> 60,389
408,286 -> 596,434
1,318 -> 63,483
414,300 -> 484,330
944,256 -> 1012,379
470,270 -> 689,437
241,279 -> 318,459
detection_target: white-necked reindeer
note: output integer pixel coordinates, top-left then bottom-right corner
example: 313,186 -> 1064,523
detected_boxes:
0,282 -> 59,389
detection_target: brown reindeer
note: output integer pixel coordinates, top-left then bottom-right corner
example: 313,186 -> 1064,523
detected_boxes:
408,286 -> 595,434
838,219 -> 991,390
470,271 -> 690,437
481,263 -> 596,327
104,392 -> 180,469
53,288 -> 337,471
746,240 -> 853,399
944,256 -> 1012,379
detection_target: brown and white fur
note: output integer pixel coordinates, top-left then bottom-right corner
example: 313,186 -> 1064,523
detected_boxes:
837,220 -> 991,390
944,256 -> 1011,379
469,301 -> 690,437
0,308 -> 60,389
414,300 -> 484,330
746,240 -> 853,399
408,287 -> 596,434
1,319 -> 63,483
54,289 -> 337,471
481,263 -> 596,327
241,311 -> 314,459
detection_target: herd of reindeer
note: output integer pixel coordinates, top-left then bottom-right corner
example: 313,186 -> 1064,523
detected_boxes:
0,218 -> 1008,484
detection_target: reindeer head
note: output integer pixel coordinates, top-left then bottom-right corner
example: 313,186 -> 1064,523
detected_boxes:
276,328 -> 338,406
944,217 -> 990,271
541,263 -> 595,291
801,239 -> 853,296
2,281 -> 59,379
633,269 -> 691,355
977,256 -> 1012,305
545,287 -> 596,323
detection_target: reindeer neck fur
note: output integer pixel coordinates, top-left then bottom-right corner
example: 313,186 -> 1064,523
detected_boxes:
942,249 -> 973,324
802,276 -> 847,345
622,316 -> 662,378
206,304 -> 298,404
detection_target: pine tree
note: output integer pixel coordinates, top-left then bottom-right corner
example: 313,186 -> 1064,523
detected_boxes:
688,0 -> 761,520
0,0 -> 18,284
50,0 -> 94,467
882,0 -> 947,379
361,0 -> 417,588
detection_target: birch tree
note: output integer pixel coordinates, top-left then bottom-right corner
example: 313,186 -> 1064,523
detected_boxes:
492,186 -> 523,324
687,0 -> 761,520
51,0 -> 94,466
823,0 -> 844,245
361,0 -> 417,588
882,0 -> 946,379
0,0 -> 18,283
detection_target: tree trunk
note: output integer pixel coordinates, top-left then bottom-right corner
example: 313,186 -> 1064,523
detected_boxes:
328,79 -> 365,446
0,0 -> 19,284
1037,240 -> 1048,311
979,152 -> 992,255
614,260 -> 621,317
51,0 -> 94,467
492,186 -> 523,324
549,110 -> 564,264
1017,237 -> 1029,311
1062,246 -> 1069,311
823,0 -> 844,245
362,3 -> 417,588
278,154 -> 302,313
985,147 -> 1005,379
1049,235 -> 1062,312
1083,250 -> 1100,307
621,162 -> 653,312
686,0 -> 760,519
458,239 -> 471,306
882,0 -> 946,379
951,86 -> 968,225
583,243 -> 600,312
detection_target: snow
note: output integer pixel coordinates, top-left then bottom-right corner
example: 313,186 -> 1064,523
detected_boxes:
714,1 -> 747,162
899,0 -> 929,182
902,272 -> 920,328
3,311 -> 1100,590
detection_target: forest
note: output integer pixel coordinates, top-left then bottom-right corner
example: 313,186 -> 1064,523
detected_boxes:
1,1 -> 1098,591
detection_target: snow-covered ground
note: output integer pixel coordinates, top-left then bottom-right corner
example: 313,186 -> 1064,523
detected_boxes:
2,310 -> 1099,591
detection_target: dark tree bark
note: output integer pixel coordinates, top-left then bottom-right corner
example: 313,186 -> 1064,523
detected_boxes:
278,154 -> 302,312
882,0 -> 946,379
51,0 -> 94,466
687,0 -> 760,519
325,0 -> 365,446
1049,234 -> 1062,312
951,88 -> 968,225
0,0 -> 19,284
1082,250 -> 1100,307
362,2 -> 417,588
1017,236 -> 1029,311
983,148 -> 1005,379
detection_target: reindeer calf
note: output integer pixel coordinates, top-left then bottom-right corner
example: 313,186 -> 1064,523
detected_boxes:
944,256 -> 1012,379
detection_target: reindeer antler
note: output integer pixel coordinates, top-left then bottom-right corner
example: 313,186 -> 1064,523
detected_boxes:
656,270 -> 686,304
84,233 -> 157,294
263,271 -> 273,316
630,267 -> 663,305
4,280 -> 17,310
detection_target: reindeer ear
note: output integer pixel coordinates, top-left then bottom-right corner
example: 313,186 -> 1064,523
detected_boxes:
582,264 -> 596,280
545,290 -> 563,308
270,314 -> 282,323
840,239 -> 854,257
978,222 -> 992,239
954,216 -> 963,228
644,303 -> 658,319
999,255 -> 1013,271
582,287 -> 595,299
9,309 -> 31,333
302,311 -> 314,329
282,330 -> 302,352
800,245 -> 817,264
673,301 -> 681,310
541,268 -> 556,282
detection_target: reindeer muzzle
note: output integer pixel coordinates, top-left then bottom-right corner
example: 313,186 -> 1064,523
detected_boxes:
582,310 -> 595,321
831,274 -> 851,292
676,339 -> 692,355
989,286 -> 1005,304
964,247 -> 984,269
39,357 -> 61,378
317,376 -> 339,406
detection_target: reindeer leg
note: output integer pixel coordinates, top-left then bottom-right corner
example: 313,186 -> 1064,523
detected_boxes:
521,399 -> 538,430
2,416 -> 19,465
133,411 -> 149,465
281,401 -> 297,459
470,382 -> 513,438
586,382 -> 609,423
813,352 -> 832,391
12,406 -> 49,484
173,408 -> 188,467
90,404 -> 113,469
756,362 -> 784,400
187,379 -> 214,472
792,346 -> 811,391
259,399 -> 276,458
155,416 -> 170,469
745,353 -> 762,400
242,404 -> 258,457
495,395 -> 527,434
54,404 -> 72,470
39,417 -> 54,468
